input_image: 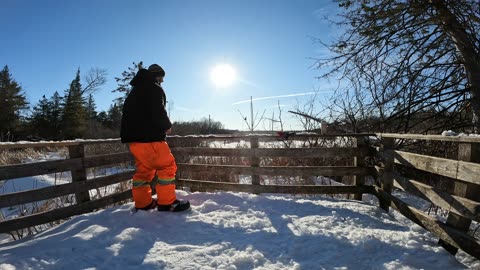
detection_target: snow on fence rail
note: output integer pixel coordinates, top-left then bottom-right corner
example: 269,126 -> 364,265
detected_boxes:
1,133 -> 480,260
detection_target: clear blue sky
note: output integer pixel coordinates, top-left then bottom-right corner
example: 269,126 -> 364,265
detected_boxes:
1,0 -> 340,131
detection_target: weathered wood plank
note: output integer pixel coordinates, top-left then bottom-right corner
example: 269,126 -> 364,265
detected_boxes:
250,137 -> 260,185
0,134 -> 375,152
177,163 -> 369,176
68,145 -> 90,203
440,142 -> 480,254
169,133 -> 375,140
83,152 -> 133,168
373,187 -> 480,259
379,138 -> 395,211
168,133 -> 376,145
386,150 -> 480,186
172,147 -> 253,156
0,158 -> 83,180
177,179 -> 375,194
0,190 -> 132,234
0,141 -> 81,151
378,133 -> 480,143
390,172 -> 480,222
177,164 -> 254,175
0,139 -> 122,151
0,171 -> 134,208
353,137 -> 367,200
0,153 -> 133,181
171,147 -> 369,158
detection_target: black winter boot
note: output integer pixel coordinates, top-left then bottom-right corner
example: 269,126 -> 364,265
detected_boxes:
157,200 -> 190,212
135,199 -> 157,211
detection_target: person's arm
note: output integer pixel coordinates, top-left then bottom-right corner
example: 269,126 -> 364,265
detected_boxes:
146,88 -> 172,133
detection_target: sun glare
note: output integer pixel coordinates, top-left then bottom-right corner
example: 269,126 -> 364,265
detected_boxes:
210,64 -> 236,88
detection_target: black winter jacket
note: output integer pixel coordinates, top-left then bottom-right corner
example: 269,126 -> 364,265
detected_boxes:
120,69 -> 172,143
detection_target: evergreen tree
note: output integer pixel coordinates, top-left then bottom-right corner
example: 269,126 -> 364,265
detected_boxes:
113,61 -> 143,108
62,69 -> 87,139
85,94 -> 98,138
97,111 -> 109,126
31,95 -> 52,138
49,91 -> 63,139
85,94 -> 97,120
107,103 -> 122,131
0,65 -> 29,140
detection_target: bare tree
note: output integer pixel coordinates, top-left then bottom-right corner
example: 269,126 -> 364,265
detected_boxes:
315,0 -> 480,133
236,96 -> 266,131
82,67 -> 108,94
264,100 -> 285,131
237,108 -> 266,131
290,93 -> 324,131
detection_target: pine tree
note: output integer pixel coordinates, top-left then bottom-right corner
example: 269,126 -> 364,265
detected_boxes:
49,91 -> 63,139
0,65 -> 29,140
31,95 -> 51,138
107,103 -> 122,132
85,94 -> 98,138
31,92 -> 63,139
86,94 -> 97,120
62,69 -> 87,139
113,61 -> 143,108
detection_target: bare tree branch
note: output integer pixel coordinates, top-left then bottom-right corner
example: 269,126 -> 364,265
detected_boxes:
82,68 -> 107,94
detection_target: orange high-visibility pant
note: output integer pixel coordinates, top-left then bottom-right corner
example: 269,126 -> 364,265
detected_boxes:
128,141 -> 177,208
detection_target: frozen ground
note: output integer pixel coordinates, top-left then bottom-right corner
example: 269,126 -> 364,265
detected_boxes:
0,191 -> 469,270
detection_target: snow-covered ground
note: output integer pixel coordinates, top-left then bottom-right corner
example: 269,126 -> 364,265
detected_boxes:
0,191 -> 469,270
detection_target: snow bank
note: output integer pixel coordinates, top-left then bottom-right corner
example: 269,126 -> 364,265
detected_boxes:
0,191 -> 466,269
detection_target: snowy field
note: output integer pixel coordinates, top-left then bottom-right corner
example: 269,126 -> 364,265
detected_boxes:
0,190 -> 470,270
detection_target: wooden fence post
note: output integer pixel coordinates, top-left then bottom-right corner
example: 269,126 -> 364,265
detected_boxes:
353,136 -> 366,201
68,144 -> 91,204
250,137 -> 260,185
379,137 -> 394,212
439,142 -> 480,254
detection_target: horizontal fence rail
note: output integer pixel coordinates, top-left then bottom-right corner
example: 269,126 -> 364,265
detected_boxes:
178,179 -> 375,194
0,190 -> 132,234
172,147 -> 370,158
385,150 -> 480,186
0,171 -> 134,209
378,133 -> 480,143
177,164 -> 369,176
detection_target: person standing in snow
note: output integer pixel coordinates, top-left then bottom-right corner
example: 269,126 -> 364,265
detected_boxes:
120,64 -> 190,212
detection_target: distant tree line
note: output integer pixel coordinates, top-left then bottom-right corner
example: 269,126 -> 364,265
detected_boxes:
171,118 -> 227,136
0,63 -> 227,141
0,65 -> 121,141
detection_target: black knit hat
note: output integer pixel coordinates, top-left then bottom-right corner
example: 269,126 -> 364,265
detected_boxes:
148,64 -> 165,77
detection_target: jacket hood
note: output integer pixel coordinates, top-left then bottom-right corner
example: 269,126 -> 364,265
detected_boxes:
130,69 -> 156,87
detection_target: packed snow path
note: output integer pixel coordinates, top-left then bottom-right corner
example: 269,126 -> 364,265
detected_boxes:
0,191 -> 466,269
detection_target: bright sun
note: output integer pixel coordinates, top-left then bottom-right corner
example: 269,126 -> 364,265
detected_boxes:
210,64 -> 236,88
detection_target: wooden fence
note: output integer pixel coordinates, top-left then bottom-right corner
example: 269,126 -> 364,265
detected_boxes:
0,133 -> 479,260
375,133 -> 480,259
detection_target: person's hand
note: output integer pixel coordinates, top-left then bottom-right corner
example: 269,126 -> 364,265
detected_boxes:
166,128 -> 172,134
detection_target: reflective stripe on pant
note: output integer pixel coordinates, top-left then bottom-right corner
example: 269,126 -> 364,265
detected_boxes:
129,141 -> 177,208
